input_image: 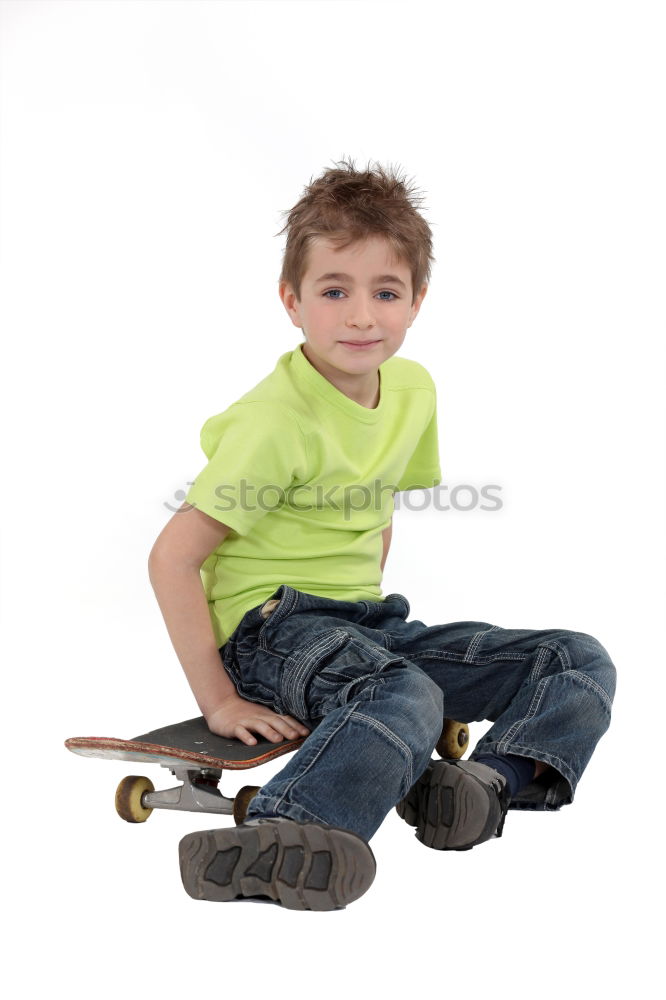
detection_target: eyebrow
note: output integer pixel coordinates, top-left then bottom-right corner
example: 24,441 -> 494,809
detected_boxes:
314,272 -> 407,290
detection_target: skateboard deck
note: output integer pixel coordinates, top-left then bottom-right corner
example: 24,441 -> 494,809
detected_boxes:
66,715 -> 307,768
65,715 -> 310,824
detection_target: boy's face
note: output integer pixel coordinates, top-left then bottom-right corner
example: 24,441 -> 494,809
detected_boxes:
279,235 -> 427,386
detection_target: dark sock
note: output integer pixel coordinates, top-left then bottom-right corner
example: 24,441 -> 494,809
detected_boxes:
474,753 -> 537,799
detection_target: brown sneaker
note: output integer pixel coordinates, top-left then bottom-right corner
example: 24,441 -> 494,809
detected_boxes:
396,759 -> 510,850
179,816 -> 376,910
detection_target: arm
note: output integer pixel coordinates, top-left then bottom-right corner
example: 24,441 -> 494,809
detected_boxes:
148,504 -> 236,713
147,503 -> 309,745
380,516 -> 393,573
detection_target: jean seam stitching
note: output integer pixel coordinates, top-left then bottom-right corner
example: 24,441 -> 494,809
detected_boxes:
282,802 -> 331,825
464,625 -> 501,662
539,638 -> 572,670
274,585 -> 298,624
412,651 -> 526,663
272,702 -> 357,813
528,644 -> 551,683
497,675 -> 548,747
259,587 -> 298,648
284,629 -> 349,718
567,669 -> 614,713
352,709 -> 414,790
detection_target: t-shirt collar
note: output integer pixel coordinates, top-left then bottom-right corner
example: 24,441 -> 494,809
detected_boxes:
291,343 -> 385,423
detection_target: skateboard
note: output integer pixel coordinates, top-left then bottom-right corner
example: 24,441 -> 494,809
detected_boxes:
65,715 -> 469,825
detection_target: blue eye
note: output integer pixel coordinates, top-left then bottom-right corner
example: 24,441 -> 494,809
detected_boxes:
323,289 -> 397,301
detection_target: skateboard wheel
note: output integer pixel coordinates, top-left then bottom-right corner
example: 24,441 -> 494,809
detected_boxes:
233,785 -> 261,825
436,719 -> 469,760
115,775 -> 155,823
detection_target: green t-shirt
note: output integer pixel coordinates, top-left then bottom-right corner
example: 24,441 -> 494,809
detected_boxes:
185,343 -> 441,647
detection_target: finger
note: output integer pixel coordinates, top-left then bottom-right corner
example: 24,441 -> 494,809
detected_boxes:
271,714 -> 310,738
264,714 -> 300,740
234,725 -> 258,747
253,719 -> 286,743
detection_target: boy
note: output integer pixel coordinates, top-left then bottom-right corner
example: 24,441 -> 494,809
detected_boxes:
148,158 -> 616,911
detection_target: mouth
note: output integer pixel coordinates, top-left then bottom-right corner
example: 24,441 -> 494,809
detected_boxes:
339,339 -> 382,349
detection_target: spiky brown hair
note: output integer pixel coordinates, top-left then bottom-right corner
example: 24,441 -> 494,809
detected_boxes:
276,156 -> 436,306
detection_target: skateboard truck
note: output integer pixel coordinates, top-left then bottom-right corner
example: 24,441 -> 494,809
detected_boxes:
114,765 -> 262,825
141,766 -> 231,815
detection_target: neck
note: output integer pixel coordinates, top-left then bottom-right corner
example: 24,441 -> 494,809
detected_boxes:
301,344 -> 380,409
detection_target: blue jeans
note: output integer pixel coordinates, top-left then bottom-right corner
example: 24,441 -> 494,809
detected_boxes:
219,585 -> 616,843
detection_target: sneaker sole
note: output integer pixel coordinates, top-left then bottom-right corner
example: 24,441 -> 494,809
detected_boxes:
179,819 -> 376,910
396,760 -> 506,850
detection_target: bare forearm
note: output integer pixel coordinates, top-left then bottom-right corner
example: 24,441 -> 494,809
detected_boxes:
148,555 -> 237,718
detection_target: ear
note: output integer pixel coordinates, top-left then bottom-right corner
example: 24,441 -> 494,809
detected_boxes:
279,281 -> 303,329
408,283 -> 428,325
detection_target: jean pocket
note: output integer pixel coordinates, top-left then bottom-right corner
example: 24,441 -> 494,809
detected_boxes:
280,628 -> 404,720
232,648 -> 287,714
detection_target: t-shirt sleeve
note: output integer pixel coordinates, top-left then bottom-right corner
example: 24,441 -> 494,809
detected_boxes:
184,400 -> 308,535
395,390 -> 442,492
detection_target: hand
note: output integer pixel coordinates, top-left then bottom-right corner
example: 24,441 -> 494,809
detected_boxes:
207,693 -> 310,747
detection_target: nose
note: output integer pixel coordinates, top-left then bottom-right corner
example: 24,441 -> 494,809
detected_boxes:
345,296 -> 376,330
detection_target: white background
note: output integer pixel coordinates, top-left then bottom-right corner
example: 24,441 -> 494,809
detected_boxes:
1,1 -> 664,996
